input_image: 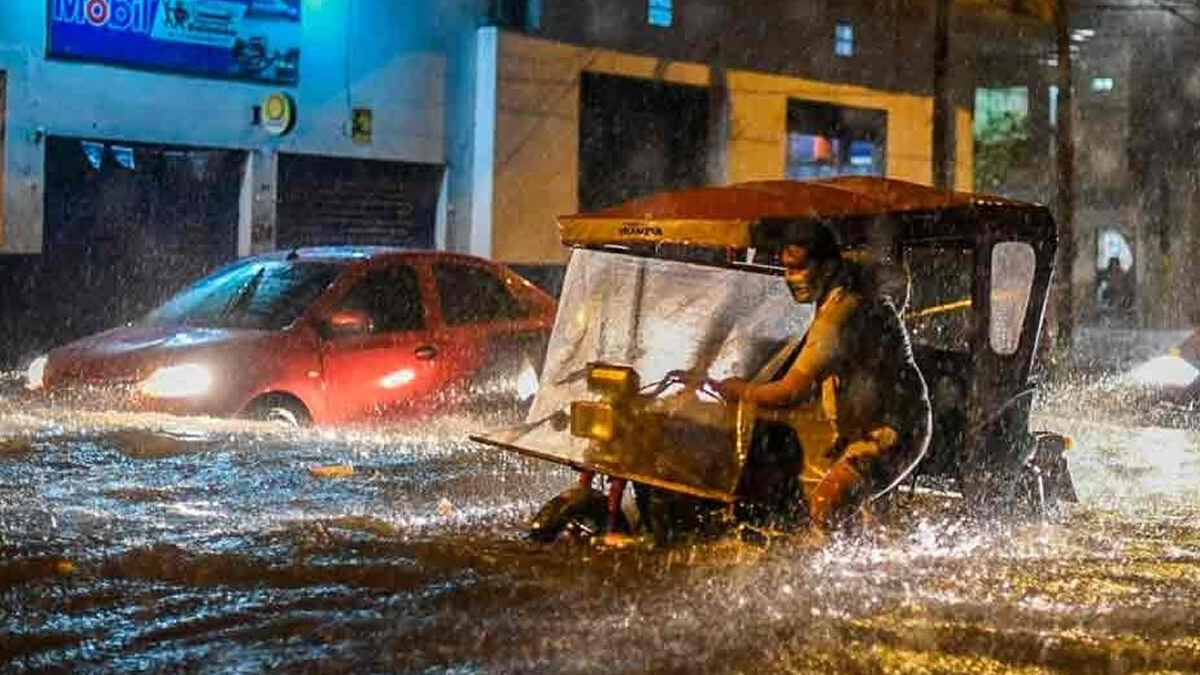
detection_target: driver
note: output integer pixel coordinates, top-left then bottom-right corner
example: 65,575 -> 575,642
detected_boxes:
713,221 -> 932,532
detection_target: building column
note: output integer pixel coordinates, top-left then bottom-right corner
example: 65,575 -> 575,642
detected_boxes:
247,149 -> 278,254
467,27 -> 499,258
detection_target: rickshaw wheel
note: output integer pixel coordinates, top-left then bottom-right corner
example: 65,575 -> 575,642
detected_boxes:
528,486 -> 629,543
959,432 -> 1075,522
1022,432 -> 1076,519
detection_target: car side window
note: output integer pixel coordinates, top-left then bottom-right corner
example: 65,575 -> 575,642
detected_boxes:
434,263 -> 526,325
337,265 -> 425,333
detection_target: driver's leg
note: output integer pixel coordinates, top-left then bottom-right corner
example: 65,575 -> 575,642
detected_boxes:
808,426 -> 902,530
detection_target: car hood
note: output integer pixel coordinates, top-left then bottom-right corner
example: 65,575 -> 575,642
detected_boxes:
47,324 -> 273,385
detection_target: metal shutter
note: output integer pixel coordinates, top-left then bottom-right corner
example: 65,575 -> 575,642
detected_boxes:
276,154 -> 443,249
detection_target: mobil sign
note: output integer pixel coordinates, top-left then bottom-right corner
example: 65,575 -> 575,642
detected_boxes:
47,0 -> 302,84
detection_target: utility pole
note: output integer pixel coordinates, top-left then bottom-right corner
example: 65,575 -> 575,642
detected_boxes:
1054,0 -> 1077,358
932,0 -> 953,190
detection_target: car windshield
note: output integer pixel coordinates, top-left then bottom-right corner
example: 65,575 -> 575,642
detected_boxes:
143,260 -> 345,330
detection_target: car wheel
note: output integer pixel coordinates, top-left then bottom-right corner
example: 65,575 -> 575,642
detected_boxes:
244,394 -> 312,428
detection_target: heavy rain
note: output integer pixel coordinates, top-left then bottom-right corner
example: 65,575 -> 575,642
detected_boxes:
2,1 -> 1200,673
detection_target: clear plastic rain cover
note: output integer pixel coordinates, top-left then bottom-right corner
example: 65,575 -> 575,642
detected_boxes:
476,249 -> 813,472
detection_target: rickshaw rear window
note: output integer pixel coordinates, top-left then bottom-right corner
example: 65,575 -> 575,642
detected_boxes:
903,244 -> 973,352
990,241 -> 1036,355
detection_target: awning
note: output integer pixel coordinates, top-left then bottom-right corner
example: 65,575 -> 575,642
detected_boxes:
559,177 -> 1024,250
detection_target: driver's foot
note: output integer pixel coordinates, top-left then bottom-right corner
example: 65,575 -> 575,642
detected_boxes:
596,532 -> 641,549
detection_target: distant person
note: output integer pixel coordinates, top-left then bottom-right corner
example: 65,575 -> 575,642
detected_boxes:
1098,256 -> 1134,322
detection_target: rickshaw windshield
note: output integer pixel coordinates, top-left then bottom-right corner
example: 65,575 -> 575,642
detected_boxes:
478,248 -> 811,475
530,249 -> 812,421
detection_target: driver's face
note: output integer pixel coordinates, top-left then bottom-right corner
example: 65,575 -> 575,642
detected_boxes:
782,245 -> 816,303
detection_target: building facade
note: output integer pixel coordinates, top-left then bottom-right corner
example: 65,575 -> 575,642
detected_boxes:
0,0 -> 1000,365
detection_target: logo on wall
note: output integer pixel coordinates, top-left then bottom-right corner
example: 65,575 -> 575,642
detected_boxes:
48,0 -> 302,84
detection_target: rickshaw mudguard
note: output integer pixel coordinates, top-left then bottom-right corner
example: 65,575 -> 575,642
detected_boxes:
471,395 -> 757,503
471,396 -> 839,505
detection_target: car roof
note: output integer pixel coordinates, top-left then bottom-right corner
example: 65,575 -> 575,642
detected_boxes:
250,246 -> 496,266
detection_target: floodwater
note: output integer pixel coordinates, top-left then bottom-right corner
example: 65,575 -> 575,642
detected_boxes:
2,373 -> 1199,673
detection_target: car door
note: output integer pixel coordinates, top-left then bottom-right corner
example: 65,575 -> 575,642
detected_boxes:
430,259 -> 553,398
319,261 -> 449,421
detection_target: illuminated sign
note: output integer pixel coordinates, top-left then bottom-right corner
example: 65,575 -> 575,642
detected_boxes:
261,91 -> 295,135
47,0 -> 302,84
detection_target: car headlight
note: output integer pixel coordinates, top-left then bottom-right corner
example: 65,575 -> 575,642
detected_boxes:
25,355 -> 47,391
1128,354 -> 1200,388
140,363 -> 213,399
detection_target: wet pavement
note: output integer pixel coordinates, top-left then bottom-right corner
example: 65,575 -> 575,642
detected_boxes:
2,338 -> 1200,673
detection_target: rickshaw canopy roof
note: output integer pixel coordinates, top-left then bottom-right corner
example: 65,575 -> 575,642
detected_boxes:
560,177 -> 1043,250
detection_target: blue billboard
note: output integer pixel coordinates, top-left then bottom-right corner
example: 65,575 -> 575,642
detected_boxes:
48,0 -> 301,84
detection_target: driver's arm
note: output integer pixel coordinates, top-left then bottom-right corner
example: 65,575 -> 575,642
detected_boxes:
721,289 -> 859,406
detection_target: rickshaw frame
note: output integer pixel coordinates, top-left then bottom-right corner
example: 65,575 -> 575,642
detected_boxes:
476,177 -> 1074,539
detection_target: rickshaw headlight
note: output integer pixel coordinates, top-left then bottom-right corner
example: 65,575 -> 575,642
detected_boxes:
586,363 -> 639,399
570,401 -> 615,442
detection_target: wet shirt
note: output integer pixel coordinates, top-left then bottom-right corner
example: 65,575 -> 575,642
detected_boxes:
790,281 -> 930,441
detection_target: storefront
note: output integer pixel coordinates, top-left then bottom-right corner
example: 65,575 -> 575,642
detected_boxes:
276,154 -> 443,249
42,137 -> 245,335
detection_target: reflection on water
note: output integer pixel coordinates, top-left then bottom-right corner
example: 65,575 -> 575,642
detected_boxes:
1,376 -> 1199,672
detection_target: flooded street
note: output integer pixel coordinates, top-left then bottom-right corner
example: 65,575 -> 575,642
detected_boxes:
2,372 -> 1199,674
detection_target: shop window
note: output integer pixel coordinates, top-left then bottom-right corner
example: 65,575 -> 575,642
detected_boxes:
1049,85 -> 1059,127
974,87 -> 1029,140
649,0 -> 673,27
975,87 -> 1030,191
904,243 -> 974,353
786,100 -> 886,180
990,242 -> 1036,356
835,23 -> 854,57
1091,77 -> 1115,93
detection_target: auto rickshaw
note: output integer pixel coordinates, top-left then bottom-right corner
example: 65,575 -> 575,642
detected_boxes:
472,177 -> 1075,543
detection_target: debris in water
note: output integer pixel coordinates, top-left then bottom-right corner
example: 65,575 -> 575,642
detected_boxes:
438,498 -> 454,516
0,436 -> 33,455
310,464 -> 354,479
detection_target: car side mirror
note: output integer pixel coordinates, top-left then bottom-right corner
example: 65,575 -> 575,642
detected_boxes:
321,310 -> 372,339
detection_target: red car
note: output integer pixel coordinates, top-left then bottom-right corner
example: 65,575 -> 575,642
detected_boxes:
24,248 -> 557,425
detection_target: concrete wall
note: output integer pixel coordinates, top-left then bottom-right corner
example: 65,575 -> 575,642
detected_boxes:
486,31 -> 966,264
530,0 -> 954,99
0,1 -> 449,254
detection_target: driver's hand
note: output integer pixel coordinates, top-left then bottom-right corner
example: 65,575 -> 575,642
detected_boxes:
710,377 -> 750,401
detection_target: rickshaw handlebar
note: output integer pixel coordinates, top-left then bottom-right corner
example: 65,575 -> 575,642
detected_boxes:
641,370 -> 726,401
